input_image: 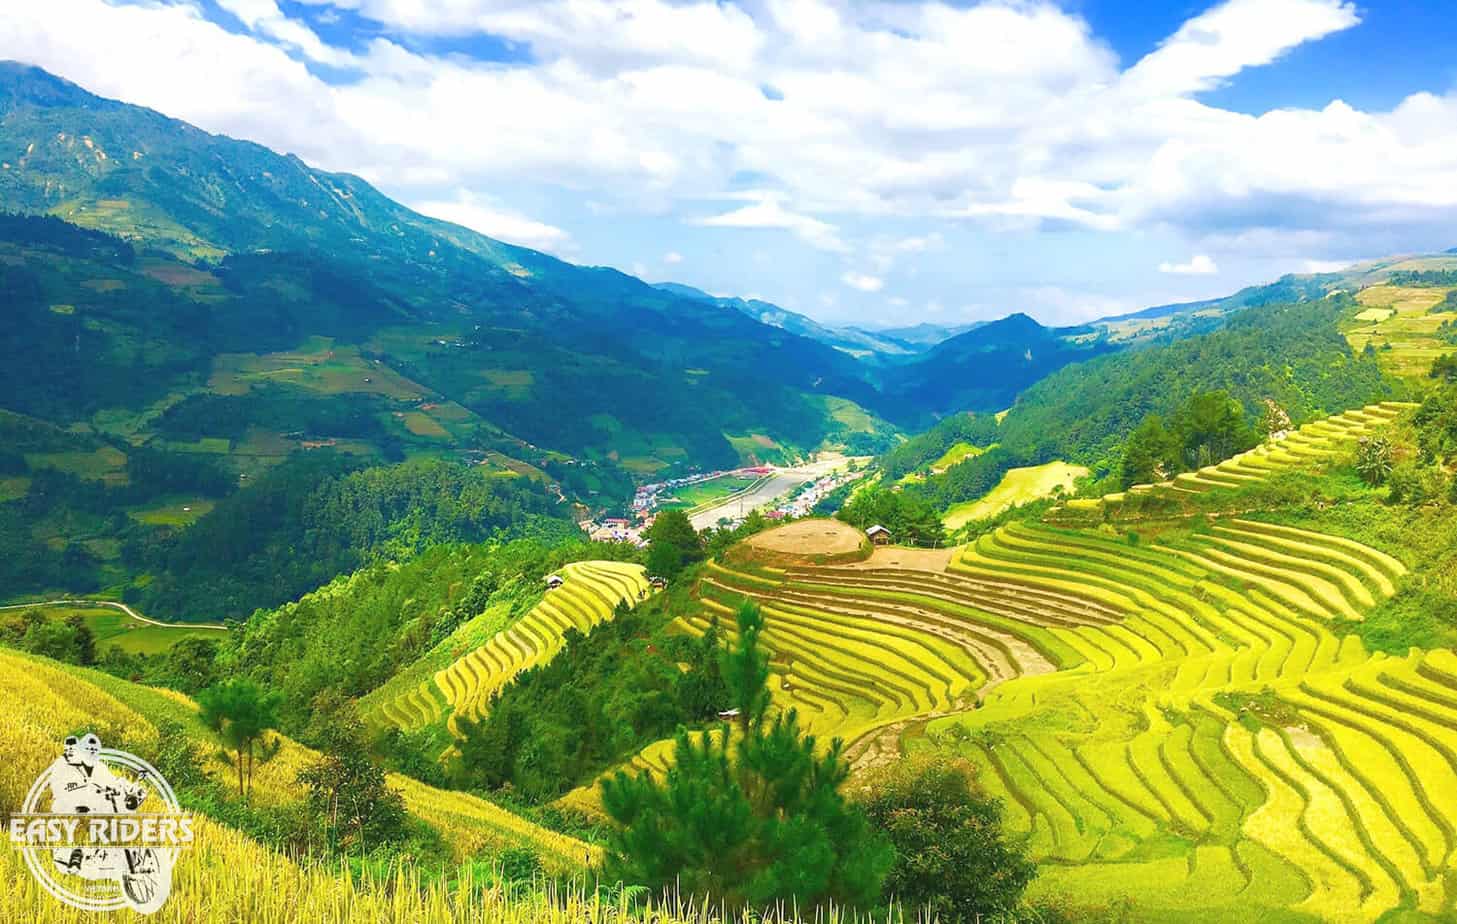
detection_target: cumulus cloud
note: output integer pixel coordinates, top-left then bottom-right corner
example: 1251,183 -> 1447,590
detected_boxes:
0,0 -> 1452,283
1159,254 -> 1219,275
414,190 -> 573,253
663,251 -> 683,264
692,194 -> 846,252
841,271 -> 884,292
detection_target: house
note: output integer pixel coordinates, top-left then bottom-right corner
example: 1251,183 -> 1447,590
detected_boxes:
717,708 -> 742,720
865,524 -> 892,545
545,574 -> 565,590
648,575 -> 668,589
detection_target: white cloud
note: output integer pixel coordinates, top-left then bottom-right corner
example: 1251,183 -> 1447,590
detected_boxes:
414,190 -> 573,253
692,195 -> 846,252
841,271 -> 884,292
2,0 -> 1454,303
1123,0 -> 1357,97
1301,259 -> 1351,273
662,251 -> 683,264
1159,254 -> 1219,275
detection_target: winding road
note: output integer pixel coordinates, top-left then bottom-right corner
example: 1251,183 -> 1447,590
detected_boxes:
0,599 -> 227,631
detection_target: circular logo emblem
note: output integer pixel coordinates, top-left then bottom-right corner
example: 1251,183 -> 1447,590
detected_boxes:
8,733 -> 193,915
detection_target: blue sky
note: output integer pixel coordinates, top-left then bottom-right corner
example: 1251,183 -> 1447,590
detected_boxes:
4,0 -> 1457,328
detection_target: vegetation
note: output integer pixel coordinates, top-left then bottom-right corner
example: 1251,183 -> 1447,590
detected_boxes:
198,677 -> 282,799
857,757 -> 1036,923
837,487 -> 945,545
1119,389 -> 1259,487
601,603 -> 893,912
456,591 -> 729,802
645,509 -> 705,579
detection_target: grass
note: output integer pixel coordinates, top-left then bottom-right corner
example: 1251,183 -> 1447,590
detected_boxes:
658,473 -> 764,511
126,496 -> 216,527
0,603 -> 223,655
943,460 -> 1088,529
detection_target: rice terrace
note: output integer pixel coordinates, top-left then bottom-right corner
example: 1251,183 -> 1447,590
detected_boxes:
6,8 -> 1457,924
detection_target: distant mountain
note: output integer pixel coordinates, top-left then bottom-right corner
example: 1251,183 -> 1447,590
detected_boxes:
0,62 -> 890,473
654,282 -> 922,357
879,312 -> 1115,420
861,321 -> 980,348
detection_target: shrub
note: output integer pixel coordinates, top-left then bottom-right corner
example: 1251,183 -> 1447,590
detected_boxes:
856,756 -> 1036,923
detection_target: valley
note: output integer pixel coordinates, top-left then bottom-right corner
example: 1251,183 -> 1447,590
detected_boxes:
1,50 -> 1457,924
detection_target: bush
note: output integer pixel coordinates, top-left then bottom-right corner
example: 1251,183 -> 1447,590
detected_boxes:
857,756 -> 1036,923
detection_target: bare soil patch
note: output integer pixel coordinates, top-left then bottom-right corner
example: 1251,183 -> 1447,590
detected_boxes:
741,518 -> 868,561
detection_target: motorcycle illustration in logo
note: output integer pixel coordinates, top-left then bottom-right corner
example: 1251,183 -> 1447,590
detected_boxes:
8,733 -> 193,914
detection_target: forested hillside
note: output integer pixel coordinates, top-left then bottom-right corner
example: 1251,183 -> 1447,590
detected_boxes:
895,297 -> 1398,512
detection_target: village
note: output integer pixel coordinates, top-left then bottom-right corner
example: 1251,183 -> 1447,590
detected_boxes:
580,458 -> 870,546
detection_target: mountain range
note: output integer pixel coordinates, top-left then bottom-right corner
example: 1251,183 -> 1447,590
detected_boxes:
0,60 -> 1449,478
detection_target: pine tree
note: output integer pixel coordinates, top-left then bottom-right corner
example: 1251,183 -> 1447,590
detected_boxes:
600,602 -> 892,911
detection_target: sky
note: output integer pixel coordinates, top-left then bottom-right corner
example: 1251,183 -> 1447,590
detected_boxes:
4,0 -> 1457,329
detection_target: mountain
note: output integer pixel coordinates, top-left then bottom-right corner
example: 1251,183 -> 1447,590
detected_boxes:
654,282 -> 923,357
879,312 -> 1115,420
860,321 -> 980,348
0,62 -> 888,476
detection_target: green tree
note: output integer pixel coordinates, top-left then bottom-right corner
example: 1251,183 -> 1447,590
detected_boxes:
1169,389 -> 1257,470
198,678 -> 282,800
838,487 -> 944,545
1119,415 -> 1178,488
1431,353 -> 1457,384
600,603 -> 893,911
645,508 -> 703,579
297,718 -> 408,855
719,601 -> 770,738
65,615 -> 96,666
858,756 -> 1036,923
1355,435 -> 1394,486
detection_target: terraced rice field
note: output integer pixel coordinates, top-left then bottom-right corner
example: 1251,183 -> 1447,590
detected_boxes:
0,648 -> 595,874
1343,285 -> 1457,380
1058,402 -> 1413,523
657,402 -> 1457,919
370,561 -> 651,738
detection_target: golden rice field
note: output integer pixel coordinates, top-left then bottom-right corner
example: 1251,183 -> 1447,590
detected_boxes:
1054,402 -> 1413,523
0,649 -> 595,875
0,649 -> 918,922
366,561 -> 651,738
654,402 -> 1457,921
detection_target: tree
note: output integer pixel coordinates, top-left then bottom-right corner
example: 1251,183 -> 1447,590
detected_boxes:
1119,415 -> 1178,488
1355,435 -> 1394,486
600,603 -> 893,911
297,718 -> 408,856
645,508 -> 703,579
1169,390 -> 1257,470
838,487 -> 944,545
198,678 -> 282,800
720,601 -> 770,738
1431,353 -> 1457,384
858,756 -> 1036,923
65,615 -> 96,666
